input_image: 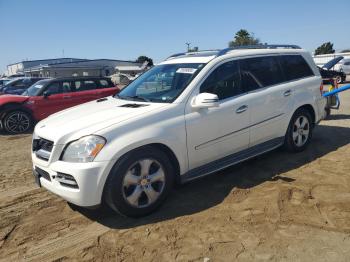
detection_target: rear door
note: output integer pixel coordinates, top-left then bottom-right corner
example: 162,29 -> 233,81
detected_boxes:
240,55 -> 292,147
69,79 -> 99,105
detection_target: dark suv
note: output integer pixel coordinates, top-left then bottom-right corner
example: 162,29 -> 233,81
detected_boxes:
0,77 -> 45,95
0,76 -> 119,134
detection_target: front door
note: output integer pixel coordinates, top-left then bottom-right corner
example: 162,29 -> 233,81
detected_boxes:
185,60 -> 251,170
31,81 -> 74,120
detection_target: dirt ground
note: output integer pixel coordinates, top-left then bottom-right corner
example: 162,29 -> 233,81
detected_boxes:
1,89 -> 350,262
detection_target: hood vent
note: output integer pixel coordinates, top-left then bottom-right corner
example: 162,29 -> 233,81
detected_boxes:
96,98 -> 108,103
119,104 -> 149,108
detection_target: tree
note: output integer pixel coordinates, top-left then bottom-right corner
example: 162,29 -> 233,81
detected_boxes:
136,56 -> 153,66
341,49 -> 350,53
229,29 -> 261,47
314,42 -> 335,55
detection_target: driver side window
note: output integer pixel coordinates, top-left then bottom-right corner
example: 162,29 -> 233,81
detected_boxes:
200,60 -> 242,100
45,82 -> 61,95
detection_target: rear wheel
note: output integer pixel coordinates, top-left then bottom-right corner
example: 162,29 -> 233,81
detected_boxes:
335,75 -> 342,84
284,109 -> 313,152
3,110 -> 33,134
104,147 -> 175,217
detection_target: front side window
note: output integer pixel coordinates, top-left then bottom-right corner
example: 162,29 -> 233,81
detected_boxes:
23,79 -> 51,96
45,82 -> 61,95
116,63 -> 205,102
279,55 -> 314,81
200,60 -> 242,100
240,56 -> 284,91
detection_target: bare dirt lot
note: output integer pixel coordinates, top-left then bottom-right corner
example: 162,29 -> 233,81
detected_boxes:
1,90 -> 350,262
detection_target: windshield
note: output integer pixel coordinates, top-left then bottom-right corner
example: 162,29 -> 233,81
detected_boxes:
115,63 -> 205,103
23,79 -> 50,96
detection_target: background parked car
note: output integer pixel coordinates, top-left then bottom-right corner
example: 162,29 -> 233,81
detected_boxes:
0,76 -> 119,134
0,78 -> 11,88
318,56 -> 346,84
339,58 -> 350,75
0,77 -> 45,95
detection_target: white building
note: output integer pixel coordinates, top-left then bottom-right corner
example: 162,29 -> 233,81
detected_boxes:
6,58 -> 88,76
313,52 -> 350,70
6,58 -> 143,78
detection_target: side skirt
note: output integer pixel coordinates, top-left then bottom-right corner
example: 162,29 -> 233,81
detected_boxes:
180,137 -> 284,183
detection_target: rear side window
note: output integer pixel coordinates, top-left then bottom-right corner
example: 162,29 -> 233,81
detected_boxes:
74,80 -> 98,91
240,56 -> 284,91
99,79 -> 111,88
61,81 -> 72,93
279,55 -> 314,81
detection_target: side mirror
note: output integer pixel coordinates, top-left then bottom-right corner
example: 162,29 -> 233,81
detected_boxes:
191,93 -> 219,109
43,91 -> 50,98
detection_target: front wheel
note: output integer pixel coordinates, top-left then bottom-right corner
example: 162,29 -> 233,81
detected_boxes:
104,147 -> 175,217
3,110 -> 33,134
284,109 -> 313,152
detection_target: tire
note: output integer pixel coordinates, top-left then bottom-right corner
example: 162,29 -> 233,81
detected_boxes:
284,108 -> 313,152
104,146 -> 175,217
3,110 -> 33,134
335,75 -> 342,84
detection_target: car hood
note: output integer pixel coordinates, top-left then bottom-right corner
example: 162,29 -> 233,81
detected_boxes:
0,94 -> 29,105
35,96 -> 169,144
322,56 -> 344,70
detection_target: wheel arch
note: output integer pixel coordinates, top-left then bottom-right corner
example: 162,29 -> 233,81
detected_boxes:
0,102 -> 33,120
295,104 -> 316,125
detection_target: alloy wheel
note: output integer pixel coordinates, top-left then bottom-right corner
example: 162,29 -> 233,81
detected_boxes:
292,115 -> 310,147
122,159 -> 166,208
5,112 -> 30,133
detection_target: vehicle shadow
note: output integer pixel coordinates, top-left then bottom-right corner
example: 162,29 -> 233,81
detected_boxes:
324,114 -> 350,120
74,124 -> 350,229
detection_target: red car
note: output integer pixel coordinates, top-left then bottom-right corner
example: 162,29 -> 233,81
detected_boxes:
0,77 -> 119,134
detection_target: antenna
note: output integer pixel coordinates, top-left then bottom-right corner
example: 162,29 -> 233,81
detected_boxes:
185,42 -> 191,52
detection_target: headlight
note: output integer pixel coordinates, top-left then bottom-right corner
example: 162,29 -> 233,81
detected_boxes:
61,135 -> 106,163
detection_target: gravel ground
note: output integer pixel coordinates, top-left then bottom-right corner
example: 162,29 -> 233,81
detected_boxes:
0,89 -> 350,261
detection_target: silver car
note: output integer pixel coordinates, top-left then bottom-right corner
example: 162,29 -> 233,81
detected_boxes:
339,58 -> 350,75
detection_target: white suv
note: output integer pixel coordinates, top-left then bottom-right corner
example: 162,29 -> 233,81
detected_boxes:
32,45 -> 326,217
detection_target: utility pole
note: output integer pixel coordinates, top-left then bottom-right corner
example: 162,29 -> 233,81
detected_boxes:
185,42 -> 191,52
62,49 -> 65,58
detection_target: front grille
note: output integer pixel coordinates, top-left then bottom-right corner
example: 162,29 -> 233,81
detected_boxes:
33,138 -> 54,152
33,137 -> 53,161
35,167 -> 51,181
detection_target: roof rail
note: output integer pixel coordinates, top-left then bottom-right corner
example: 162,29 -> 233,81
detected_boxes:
166,50 -> 220,60
217,44 -> 301,57
166,44 -> 302,61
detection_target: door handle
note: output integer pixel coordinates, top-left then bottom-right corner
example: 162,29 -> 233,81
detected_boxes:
236,105 -> 248,114
284,90 -> 292,97
63,96 -> 71,99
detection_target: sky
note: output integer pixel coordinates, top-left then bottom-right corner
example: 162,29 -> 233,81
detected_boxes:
0,0 -> 349,73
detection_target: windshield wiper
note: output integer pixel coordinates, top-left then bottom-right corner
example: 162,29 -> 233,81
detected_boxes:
117,95 -> 151,102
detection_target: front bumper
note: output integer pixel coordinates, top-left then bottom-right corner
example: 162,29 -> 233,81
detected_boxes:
32,153 -> 112,207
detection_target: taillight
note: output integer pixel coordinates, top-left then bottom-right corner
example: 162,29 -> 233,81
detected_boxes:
320,82 -> 323,95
